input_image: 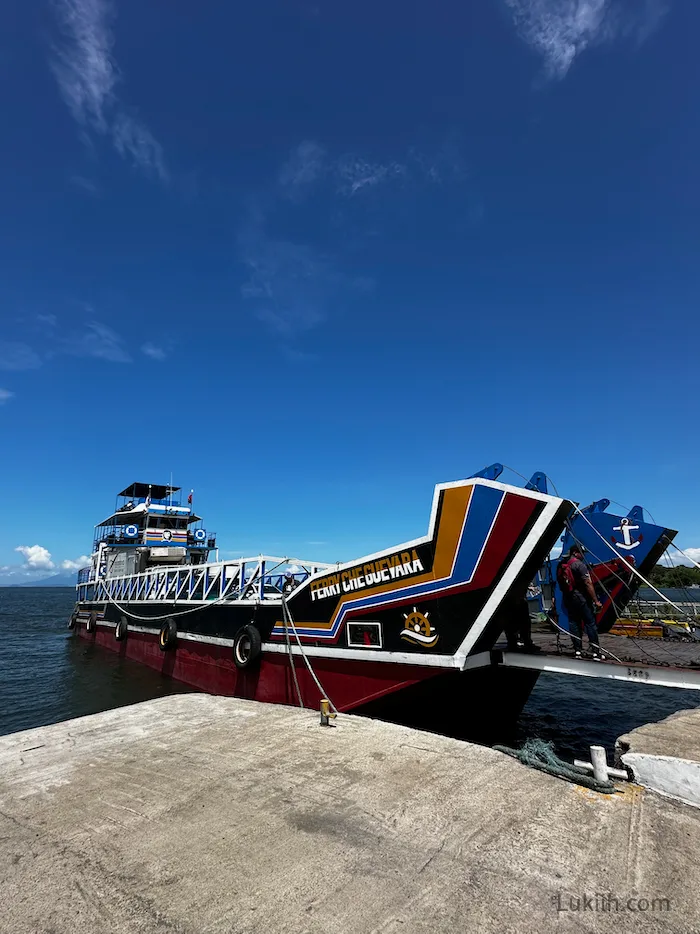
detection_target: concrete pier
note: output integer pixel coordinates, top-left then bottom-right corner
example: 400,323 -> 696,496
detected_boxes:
1,695 -> 699,933
618,706 -> 700,810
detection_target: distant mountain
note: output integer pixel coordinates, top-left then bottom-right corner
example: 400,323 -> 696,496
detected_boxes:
16,575 -> 77,588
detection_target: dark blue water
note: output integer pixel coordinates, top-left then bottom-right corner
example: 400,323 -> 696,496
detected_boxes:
2,588 -> 700,760
0,588 -> 192,736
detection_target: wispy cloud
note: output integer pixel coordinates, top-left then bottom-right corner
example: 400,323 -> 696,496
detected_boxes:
335,156 -> 407,196
240,138 -> 470,344
240,223 -> 335,338
0,342 -> 42,371
61,321 -> 132,363
5,318 -> 137,372
503,0 -> 669,79
278,141 -> 327,201
69,174 -> 101,195
112,111 -> 167,181
36,314 -> 58,327
0,389 -> 14,405
141,342 -> 166,361
50,0 -> 167,180
277,140 -> 466,202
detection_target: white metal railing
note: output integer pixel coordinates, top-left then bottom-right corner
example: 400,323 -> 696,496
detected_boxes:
76,555 -> 334,605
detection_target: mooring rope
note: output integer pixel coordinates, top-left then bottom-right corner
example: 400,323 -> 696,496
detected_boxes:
281,595 -> 338,715
281,595 -> 304,708
494,738 -> 616,794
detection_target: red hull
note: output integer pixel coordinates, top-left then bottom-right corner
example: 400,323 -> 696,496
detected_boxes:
78,623 -> 441,712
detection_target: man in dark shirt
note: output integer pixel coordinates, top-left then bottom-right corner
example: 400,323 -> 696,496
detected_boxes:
560,544 -> 604,659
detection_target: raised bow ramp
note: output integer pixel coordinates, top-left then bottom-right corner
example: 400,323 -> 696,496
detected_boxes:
277,477 -> 573,669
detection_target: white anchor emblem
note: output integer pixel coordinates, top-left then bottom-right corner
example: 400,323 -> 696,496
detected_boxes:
612,517 -> 642,551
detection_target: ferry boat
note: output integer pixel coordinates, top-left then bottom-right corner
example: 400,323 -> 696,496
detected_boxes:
69,470 -> 675,732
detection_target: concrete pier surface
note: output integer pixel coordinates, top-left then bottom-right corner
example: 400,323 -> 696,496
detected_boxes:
2,696 -> 699,934
618,706 -> 700,810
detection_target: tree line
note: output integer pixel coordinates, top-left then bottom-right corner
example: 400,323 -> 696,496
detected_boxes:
649,564 -> 700,588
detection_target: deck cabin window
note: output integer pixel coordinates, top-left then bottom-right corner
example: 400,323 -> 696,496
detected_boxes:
153,516 -> 187,529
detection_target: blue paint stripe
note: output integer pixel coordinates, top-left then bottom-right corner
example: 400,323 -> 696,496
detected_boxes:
273,485 -> 506,640
451,484 -> 505,582
335,485 -> 504,621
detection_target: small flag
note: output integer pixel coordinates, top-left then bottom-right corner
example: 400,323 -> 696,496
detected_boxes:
188,490 -> 193,504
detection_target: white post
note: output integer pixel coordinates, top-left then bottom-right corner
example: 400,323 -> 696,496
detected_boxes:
590,746 -> 609,783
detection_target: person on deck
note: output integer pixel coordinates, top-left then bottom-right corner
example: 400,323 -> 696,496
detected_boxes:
558,544 -> 604,659
504,598 -> 541,653
282,572 -> 297,596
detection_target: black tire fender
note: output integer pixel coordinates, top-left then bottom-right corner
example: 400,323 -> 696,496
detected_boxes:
68,608 -> 79,630
159,618 -> 177,652
233,624 -> 262,669
115,617 -> 128,641
86,611 -> 97,633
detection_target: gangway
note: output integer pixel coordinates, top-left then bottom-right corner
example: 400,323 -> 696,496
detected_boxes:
487,631 -> 700,691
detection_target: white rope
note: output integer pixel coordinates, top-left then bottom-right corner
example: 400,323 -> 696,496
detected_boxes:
282,595 -> 338,714
281,596 -> 303,708
572,507 -> 688,616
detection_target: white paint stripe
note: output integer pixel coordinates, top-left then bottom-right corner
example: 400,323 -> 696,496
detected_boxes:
454,498 -> 562,667
261,642 -> 460,667
88,617 -> 500,673
499,650 -> 700,690
90,621 -> 462,666
262,644 -> 493,670
93,621 -> 234,647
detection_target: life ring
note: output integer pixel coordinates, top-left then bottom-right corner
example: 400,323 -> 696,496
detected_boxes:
161,529 -> 173,542
194,529 -> 206,542
125,525 -> 139,538
115,617 -> 128,641
233,624 -> 262,669
86,611 -> 97,633
159,618 -> 177,651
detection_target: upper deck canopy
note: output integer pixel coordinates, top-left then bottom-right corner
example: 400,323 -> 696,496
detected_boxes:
96,505 -> 202,527
118,482 -> 180,500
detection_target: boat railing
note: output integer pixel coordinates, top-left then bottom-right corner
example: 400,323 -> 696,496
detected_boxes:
77,556 -> 334,605
622,600 -> 700,621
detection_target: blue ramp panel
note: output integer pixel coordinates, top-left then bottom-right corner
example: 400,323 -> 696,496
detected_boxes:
547,501 -> 676,637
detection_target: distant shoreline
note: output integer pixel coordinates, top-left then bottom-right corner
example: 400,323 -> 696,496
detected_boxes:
1,585 -> 74,589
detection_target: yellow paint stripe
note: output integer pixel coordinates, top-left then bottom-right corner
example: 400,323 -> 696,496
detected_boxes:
276,484 -> 474,633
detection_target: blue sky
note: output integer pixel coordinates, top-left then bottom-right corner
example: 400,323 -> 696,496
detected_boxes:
1,0 -> 698,582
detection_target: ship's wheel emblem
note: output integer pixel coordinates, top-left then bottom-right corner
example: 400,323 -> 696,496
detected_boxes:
611,517 -> 642,551
400,607 -> 439,648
